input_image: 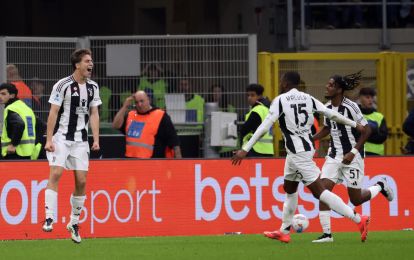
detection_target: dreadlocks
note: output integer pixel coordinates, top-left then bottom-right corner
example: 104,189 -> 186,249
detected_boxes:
332,70 -> 363,91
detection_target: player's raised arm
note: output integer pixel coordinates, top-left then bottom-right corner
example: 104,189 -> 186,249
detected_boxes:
231,97 -> 280,165
312,97 -> 361,129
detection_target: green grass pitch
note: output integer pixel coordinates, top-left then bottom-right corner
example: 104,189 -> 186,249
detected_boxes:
1,231 -> 413,260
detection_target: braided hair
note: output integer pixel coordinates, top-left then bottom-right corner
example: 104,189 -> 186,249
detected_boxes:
332,70 -> 363,91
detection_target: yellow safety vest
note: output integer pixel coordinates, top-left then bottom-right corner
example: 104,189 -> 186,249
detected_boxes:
364,112 -> 385,155
1,100 -> 37,158
243,104 -> 274,155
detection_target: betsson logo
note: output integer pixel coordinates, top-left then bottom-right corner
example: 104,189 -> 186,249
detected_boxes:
194,163 -> 398,221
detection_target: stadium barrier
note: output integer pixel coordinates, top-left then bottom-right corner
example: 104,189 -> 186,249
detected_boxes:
0,156 -> 412,240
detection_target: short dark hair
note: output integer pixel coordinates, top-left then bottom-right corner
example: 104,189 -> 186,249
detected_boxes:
0,83 -> 18,96
359,87 -> 376,96
246,84 -> 264,95
71,49 -> 92,70
282,71 -> 300,86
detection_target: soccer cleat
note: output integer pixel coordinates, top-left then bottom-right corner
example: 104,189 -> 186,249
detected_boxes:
377,177 -> 394,201
312,233 -> 334,243
263,230 -> 291,243
42,218 -> 53,232
67,223 -> 81,243
357,215 -> 370,242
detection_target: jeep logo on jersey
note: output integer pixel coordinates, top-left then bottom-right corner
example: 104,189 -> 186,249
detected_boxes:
76,107 -> 89,114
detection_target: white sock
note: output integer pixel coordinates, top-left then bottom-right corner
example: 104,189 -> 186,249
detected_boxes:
368,185 -> 381,199
279,192 -> 298,234
45,189 -> 57,221
319,210 -> 331,234
319,190 -> 361,223
70,194 -> 86,225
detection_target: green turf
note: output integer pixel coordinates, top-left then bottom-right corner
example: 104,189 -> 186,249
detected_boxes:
0,231 -> 413,260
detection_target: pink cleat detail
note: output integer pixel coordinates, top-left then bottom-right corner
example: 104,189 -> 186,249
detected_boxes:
263,230 -> 291,243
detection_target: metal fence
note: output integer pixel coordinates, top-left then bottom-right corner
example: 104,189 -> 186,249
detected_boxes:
0,35 -> 257,157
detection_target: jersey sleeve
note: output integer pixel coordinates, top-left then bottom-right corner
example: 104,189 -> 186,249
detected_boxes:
48,82 -> 65,106
348,104 -> 368,126
266,96 -> 282,123
311,97 -> 328,113
90,84 -> 102,107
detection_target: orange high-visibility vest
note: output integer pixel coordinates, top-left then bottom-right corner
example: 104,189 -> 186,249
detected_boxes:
125,109 -> 165,158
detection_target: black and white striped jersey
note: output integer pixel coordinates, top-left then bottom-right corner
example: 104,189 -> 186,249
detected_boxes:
242,88 -> 358,155
324,98 -> 368,159
48,75 -> 102,142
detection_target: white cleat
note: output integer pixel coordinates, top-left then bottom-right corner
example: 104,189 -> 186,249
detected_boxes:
378,177 -> 394,201
67,223 -> 81,244
42,218 -> 53,232
312,233 -> 334,243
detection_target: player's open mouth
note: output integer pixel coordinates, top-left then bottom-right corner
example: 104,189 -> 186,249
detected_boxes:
87,68 -> 92,72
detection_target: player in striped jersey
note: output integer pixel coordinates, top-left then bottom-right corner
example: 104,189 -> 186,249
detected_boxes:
42,49 -> 102,243
312,72 -> 394,243
232,71 -> 370,243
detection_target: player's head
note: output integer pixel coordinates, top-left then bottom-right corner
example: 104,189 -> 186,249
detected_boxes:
280,71 -> 300,93
134,90 -> 152,113
71,49 -> 93,79
246,84 -> 264,106
359,87 -> 376,109
0,83 -> 18,104
326,70 -> 362,99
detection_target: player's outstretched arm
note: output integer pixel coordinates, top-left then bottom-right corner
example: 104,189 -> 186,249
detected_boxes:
312,97 -> 357,128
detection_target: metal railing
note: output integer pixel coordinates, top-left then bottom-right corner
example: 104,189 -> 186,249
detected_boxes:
288,0 -> 414,49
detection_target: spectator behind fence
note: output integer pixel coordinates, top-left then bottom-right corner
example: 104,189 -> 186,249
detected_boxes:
240,83 -> 274,157
138,63 -> 167,109
6,64 -> 33,107
0,83 -> 44,160
178,78 -> 205,125
30,79 -> 49,122
206,84 -> 236,113
112,90 -> 182,158
359,87 -> 388,156
402,108 -> 414,154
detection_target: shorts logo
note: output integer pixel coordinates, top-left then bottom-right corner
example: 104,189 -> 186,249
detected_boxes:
351,181 -> 358,186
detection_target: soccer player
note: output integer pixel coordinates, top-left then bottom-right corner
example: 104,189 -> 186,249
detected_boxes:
232,71 -> 369,243
42,49 -> 101,243
312,72 -> 394,243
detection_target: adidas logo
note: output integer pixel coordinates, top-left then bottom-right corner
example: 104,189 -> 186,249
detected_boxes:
72,92 -> 79,96
351,181 -> 358,186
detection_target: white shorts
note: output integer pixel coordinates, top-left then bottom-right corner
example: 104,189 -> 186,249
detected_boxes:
321,154 -> 364,189
284,151 -> 320,186
46,134 -> 90,171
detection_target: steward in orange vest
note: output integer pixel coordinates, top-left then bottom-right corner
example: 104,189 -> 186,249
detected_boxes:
113,91 -> 182,158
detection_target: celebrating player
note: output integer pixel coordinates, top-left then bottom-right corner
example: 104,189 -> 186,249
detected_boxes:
42,49 -> 101,243
312,72 -> 394,243
232,71 -> 369,243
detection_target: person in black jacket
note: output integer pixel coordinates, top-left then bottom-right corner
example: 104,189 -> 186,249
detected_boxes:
239,84 -> 273,157
0,83 -> 45,160
402,109 -> 414,154
359,87 -> 388,155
